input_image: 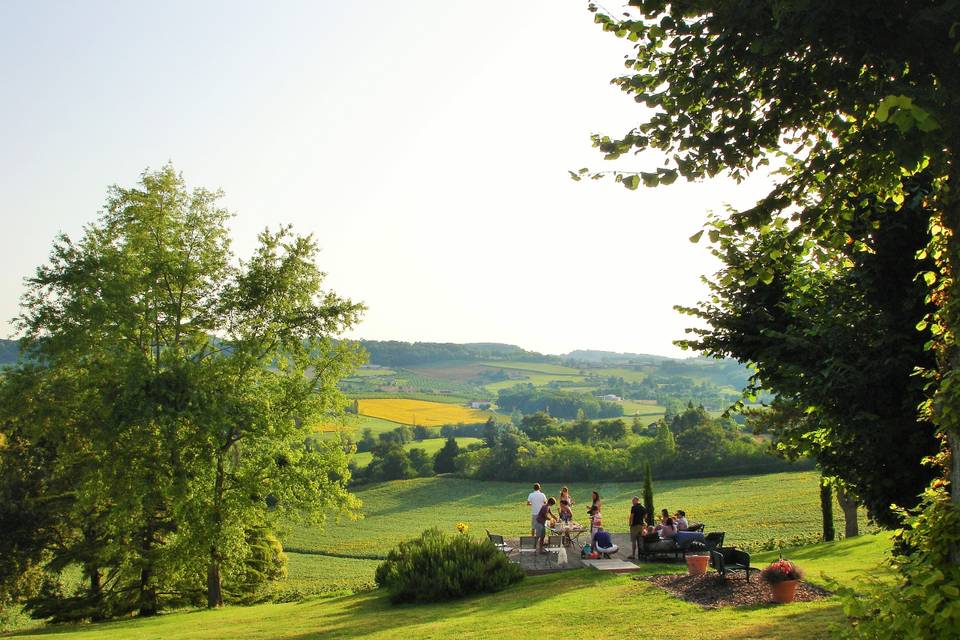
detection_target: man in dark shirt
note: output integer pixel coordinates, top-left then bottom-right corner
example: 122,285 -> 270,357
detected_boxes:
535,497 -> 557,554
628,496 -> 647,560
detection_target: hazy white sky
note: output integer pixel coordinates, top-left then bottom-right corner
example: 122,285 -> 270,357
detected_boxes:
0,1 -> 773,358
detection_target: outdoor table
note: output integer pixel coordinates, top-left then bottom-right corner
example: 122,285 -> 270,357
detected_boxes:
548,522 -> 585,547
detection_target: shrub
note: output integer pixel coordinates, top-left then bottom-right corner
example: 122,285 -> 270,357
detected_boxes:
374,528 -> 524,604
832,486 -> 960,639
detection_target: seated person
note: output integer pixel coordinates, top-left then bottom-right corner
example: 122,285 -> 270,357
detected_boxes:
659,517 -> 678,539
593,527 -> 619,557
559,499 -> 573,523
675,510 -> 690,531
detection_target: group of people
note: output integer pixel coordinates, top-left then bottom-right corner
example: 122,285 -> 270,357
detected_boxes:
525,482 -> 695,559
628,504 -> 695,559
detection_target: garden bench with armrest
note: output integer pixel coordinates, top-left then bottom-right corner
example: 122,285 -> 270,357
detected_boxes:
637,530 -> 707,561
710,547 -> 760,582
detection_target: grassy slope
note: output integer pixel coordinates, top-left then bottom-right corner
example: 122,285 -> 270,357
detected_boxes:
478,361 -> 582,375
7,534 -> 891,640
282,470 -> 869,559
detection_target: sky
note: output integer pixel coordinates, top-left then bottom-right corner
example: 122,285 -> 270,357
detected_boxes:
0,1 -> 775,358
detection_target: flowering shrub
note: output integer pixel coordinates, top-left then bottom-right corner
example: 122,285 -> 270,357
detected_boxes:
456,522 -> 469,534
761,558 -> 803,584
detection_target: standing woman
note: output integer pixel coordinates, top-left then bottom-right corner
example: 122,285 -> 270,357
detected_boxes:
589,491 -> 602,551
559,486 -> 575,507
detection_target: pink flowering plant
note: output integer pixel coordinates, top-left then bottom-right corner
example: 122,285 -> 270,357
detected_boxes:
761,558 -> 804,584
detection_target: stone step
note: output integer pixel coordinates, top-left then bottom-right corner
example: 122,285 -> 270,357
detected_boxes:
582,558 -> 641,573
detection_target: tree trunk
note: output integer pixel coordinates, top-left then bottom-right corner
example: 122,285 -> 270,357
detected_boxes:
207,554 -> 223,608
207,451 -> 225,608
87,565 -> 106,622
836,484 -> 859,538
820,480 -> 835,542
138,519 -> 158,617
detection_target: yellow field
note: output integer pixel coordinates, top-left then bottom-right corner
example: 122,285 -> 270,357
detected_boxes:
356,398 -> 493,427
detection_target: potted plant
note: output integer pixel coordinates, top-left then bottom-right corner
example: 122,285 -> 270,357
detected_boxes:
685,541 -> 709,576
760,557 -> 804,603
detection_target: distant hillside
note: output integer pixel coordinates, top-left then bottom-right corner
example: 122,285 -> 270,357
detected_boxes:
563,349 -> 672,364
0,339 -> 18,366
357,340 -> 548,367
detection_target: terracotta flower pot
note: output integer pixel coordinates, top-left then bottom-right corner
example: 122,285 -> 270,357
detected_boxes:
770,579 -> 799,604
686,554 -> 709,576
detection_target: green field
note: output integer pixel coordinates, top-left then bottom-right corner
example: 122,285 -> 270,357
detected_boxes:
347,367 -> 398,377
351,437 -> 482,468
483,373 -> 587,393
586,366 -> 652,382
7,533 -> 892,639
621,400 -> 666,417
479,361 -> 582,375
283,470 -> 866,560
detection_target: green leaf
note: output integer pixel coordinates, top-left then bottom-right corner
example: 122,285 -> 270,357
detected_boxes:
689,230 -> 704,243
923,271 -> 937,286
623,174 -> 640,190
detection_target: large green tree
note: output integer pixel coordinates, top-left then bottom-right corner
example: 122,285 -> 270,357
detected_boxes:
587,0 -> 960,632
5,165 -> 364,617
587,0 -> 958,526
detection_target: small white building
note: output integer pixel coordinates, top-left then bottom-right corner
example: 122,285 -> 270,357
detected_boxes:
598,394 -> 622,402
470,401 -> 492,410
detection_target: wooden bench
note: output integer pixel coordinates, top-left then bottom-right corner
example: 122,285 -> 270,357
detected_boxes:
710,547 -> 760,582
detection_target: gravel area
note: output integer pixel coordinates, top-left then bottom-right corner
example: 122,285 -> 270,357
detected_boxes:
637,574 -> 831,608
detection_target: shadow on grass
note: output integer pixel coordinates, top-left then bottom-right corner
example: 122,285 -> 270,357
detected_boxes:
278,570 -> 610,640
722,602 -> 845,639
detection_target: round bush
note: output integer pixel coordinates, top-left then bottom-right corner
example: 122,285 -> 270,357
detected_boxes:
375,528 -> 524,604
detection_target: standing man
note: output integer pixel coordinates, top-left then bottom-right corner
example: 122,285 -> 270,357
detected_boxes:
627,496 -> 647,560
536,497 -> 557,554
527,483 -> 547,535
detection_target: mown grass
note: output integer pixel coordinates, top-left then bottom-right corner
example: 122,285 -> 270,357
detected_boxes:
6,533 -> 891,640
350,437 -> 482,468
282,470 -> 869,560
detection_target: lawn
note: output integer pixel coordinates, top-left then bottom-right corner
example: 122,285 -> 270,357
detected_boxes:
282,470 -> 870,560
350,437 -> 482,469
7,533 -> 892,640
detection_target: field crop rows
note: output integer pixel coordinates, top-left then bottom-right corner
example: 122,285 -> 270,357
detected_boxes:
478,361 -> 582,375
357,398 -> 496,427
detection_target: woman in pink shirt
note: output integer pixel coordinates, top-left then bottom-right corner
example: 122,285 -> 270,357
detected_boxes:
659,516 -> 678,539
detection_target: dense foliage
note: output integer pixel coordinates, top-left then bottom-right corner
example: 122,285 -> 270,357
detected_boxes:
374,528 -> 523,604
497,385 -> 623,419
454,405 -> 805,482
833,487 -> 960,638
